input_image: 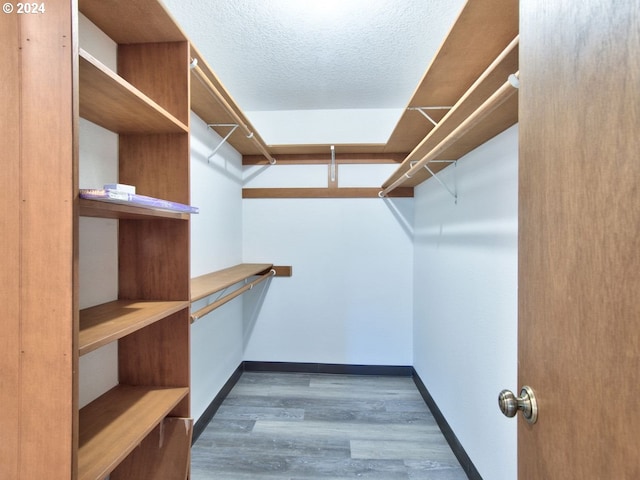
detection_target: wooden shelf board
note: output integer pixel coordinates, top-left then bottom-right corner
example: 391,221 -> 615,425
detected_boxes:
78,385 -> 189,480
242,187 -> 413,199
401,95 -> 518,188
79,198 -> 190,220
267,144 -> 388,156
79,49 -> 188,134
79,300 -> 189,356
191,263 -> 274,302
384,0 -> 519,155
243,153 -> 405,165
190,76 -> 264,156
383,38 -> 519,189
190,46 -> 271,156
79,0 -> 187,44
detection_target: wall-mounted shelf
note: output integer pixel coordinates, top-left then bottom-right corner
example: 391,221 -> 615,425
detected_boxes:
190,46 -> 275,164
243,152 -> 406,166
78,385 -> 188,480
261,144 -> 388,157
190,264 -> 291,322
381,35 -> 519,193
243,188 -> 413,199
382,0 -> 519,156
79,49 -> 188,134
242,152 -> 412,198
191,263 -> 274,302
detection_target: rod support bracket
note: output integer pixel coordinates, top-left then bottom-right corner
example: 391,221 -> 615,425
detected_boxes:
206,123 -> 239,162
410,160 -> 458,203
408,106 -> 453,126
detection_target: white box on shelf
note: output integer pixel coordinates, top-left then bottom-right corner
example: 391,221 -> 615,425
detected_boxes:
104,183 -> 136,194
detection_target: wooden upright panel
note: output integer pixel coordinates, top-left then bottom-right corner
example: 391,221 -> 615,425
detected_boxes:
0,12 -> 21,480
4,5 -> 77,479
119,133 -> 190,205
118,312 -> 191,417
519,1 -> 640,478
118,42 -> 191,127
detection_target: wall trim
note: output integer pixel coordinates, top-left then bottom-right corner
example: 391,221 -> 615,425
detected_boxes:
243,361 -> 413,376
192,364 -> 243,444
412,369 -> 482,480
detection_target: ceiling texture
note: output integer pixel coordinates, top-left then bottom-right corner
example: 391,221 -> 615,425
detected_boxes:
162,0 -> 466,114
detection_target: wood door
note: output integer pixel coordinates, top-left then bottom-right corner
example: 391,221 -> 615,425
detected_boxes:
518,1 -> 639,478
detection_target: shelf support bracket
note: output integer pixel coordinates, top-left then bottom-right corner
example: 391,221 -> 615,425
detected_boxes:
408,106 -> 453,126
206,123 -> 239,162
411,160 -> 458,203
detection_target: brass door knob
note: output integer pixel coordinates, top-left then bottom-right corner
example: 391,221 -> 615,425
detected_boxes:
498,386 -> 538,424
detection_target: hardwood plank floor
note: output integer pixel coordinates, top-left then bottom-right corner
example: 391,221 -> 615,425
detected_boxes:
191,372 -> 467,479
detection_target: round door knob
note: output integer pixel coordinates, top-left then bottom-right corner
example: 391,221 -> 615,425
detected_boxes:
498,385 -> 538,424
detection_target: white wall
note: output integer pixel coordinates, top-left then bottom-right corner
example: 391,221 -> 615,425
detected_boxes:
413,125 -> 518,480
245,108 -> 403,145
77,15 -> 119,409
189,113 -> 245,422
242,164 -> 414,366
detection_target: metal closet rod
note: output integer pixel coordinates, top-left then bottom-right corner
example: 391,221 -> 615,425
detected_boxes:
379,71 -> 519,198
190,269 -> 276,323
190,59 -> 276,165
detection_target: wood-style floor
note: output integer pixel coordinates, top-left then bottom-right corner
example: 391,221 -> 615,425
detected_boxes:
190,372 -> 467,479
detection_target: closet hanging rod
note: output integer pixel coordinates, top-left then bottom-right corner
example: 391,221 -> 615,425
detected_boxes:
190,269 -> 276,323
190,59 -> 276,165
379,72 -> 519,198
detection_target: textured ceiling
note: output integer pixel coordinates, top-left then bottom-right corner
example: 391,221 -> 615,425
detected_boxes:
162,0 -> 466,112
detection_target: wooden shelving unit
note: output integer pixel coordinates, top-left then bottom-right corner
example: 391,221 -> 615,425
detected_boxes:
380,0 -> 519,194
78,0 -> 193,478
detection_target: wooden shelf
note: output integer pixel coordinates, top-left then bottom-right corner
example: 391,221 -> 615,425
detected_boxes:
243,187 -> 413,199
190,46 -> 274,162
262,144 -> 388,157
191,263 -> 274,302
79,300 -> 189,356
382,36 -> 519,190
79,0 -> 187,44
79,198 -> 191,220
79,49 -> 188,134
383,0 -> 519,155
78,385 -> 189,480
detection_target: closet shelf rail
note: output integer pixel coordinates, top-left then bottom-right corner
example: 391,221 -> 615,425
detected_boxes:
190,264 -> 292,323
190,59 -> 276,165
379,71 -> 519,198
191,269 -> 276,323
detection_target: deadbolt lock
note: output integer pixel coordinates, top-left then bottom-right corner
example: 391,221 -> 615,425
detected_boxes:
498,386 -> 538,424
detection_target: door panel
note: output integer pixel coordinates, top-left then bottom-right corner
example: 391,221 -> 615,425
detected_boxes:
519,1 -> 640,478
